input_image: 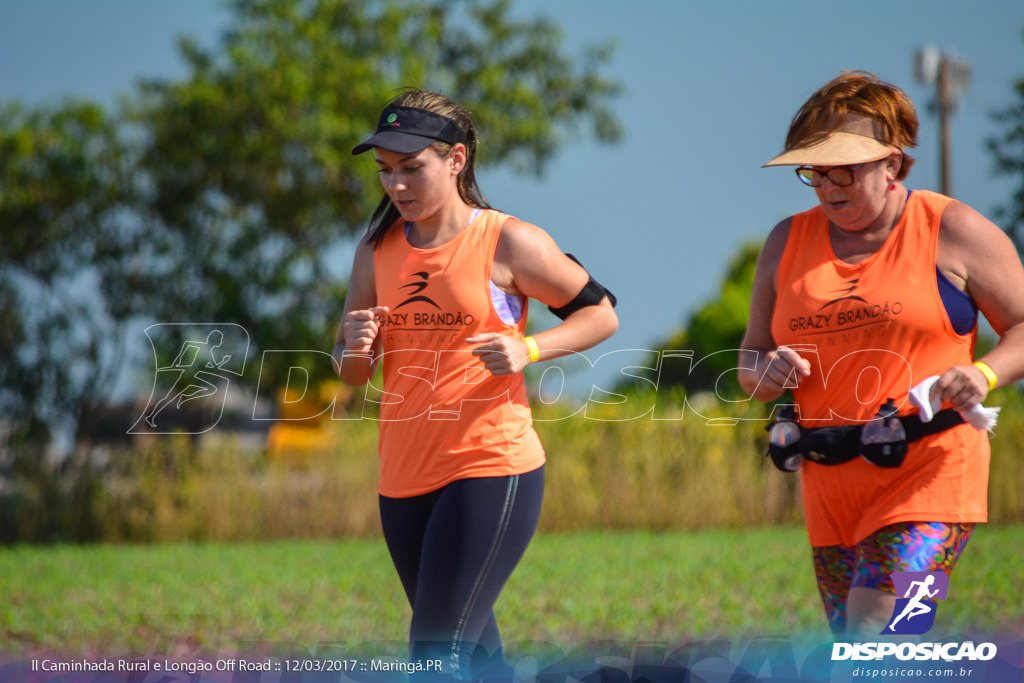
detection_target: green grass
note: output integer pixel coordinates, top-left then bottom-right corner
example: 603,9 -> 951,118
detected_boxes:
3,525 -> 1022,659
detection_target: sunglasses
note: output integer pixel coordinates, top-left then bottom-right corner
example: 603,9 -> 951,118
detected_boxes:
795,163 -> 864,188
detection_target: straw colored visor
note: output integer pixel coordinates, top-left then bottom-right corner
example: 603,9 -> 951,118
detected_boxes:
762,113 -> 897,167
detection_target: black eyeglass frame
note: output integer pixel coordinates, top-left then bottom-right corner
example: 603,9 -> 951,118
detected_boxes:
794,163 -> 865,188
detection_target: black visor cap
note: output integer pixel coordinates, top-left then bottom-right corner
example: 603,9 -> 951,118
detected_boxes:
352,105 -> 463,155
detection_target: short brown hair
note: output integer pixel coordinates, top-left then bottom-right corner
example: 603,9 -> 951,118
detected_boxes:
785,71 -> 918,180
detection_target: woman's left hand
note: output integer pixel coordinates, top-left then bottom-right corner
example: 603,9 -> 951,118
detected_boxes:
467,333 -> 532,375
930,364 -> 990,412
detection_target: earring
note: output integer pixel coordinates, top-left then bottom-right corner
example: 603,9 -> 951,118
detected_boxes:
887,178 -> 896,191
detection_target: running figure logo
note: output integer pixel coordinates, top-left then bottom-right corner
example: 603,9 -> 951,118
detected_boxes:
396,271 -> 441,310
130,323 -> 248,434
882,571 -> 950,635
820,278 -> 868,309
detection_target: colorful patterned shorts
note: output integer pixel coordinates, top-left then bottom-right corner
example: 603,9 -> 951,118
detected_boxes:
811,521 -> 975,635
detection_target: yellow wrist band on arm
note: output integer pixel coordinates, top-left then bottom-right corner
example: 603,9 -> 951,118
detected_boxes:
974,361 -> 998,392
524,336 -> 540,363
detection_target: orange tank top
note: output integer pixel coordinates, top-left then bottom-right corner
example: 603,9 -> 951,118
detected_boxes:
373,209 -> 545,498
772,190 -> 989,546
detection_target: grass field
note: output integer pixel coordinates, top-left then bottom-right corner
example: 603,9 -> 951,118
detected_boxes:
4,389 -> 1023,679
3,525 -> 1022,660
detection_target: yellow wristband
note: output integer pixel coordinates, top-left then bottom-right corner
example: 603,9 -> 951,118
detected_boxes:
974,361 -> 998,392
523,336 -> 540,363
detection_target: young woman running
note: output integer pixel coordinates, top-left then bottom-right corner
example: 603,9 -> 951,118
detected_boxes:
335,89 -> 618,680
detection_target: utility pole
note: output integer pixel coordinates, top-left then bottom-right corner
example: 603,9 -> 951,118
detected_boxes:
915,46 -> 972,197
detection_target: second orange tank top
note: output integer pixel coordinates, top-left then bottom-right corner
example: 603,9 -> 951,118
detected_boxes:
772,190 -> 974,424
771,190 -> 989,546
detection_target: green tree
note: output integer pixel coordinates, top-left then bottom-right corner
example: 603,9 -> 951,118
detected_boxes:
131,0 -> 622,394
0,0 -> 621,445
0,102 -> 136,444
988,35 -> 1024,252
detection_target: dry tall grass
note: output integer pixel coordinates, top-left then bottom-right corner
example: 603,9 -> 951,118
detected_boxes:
3,388 -> 1022,543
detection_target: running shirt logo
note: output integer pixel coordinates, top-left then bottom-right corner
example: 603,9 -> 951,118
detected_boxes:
787,275 -> 903,333
385,271 -> 476,342
819,278 -> 867,310
882,571 -> 949,635
396,271 -> 441,310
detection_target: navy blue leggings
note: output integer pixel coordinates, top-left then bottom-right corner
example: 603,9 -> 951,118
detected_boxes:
379,466 -> 544,681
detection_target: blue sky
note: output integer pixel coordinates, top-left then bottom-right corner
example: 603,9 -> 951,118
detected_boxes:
2,0 -> 1023,396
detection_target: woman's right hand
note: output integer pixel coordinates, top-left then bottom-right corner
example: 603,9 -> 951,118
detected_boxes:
343,306 -> 389,354
756,346 -> 812,395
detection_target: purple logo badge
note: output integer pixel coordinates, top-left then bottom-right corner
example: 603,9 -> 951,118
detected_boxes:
882,571 -> 949,635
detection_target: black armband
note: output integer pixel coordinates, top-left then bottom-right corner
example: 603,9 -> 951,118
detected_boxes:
548,253 -> 618,321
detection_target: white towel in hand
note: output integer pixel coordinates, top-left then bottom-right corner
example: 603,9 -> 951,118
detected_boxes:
908,375 -> 1000,432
